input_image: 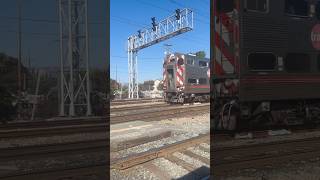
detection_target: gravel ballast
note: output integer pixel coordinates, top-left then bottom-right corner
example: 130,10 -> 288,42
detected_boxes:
111,112 -> 210,179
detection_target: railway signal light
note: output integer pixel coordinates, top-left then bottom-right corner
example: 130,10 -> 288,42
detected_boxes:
175,9 -> 181,20
151,17 -> 157,31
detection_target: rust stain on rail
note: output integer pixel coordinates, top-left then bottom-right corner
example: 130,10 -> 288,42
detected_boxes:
110,133 -> 209,170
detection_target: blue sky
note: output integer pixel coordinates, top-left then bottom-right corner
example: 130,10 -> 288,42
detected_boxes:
0,0 -> 106,69
110,0 -> 210,83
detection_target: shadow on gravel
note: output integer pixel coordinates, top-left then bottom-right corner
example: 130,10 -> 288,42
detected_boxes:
175,166 -> 210,180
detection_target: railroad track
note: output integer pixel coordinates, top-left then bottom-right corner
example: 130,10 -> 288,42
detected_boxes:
0,164 -> 107,180
0,104 -> 208,138
0,116 -> 105,130
111,98 -> 163,106
213,135 -> 320,177
0,124 -> 107,139
0,117 -> 107,139
110,104 -> 209,124
0,139 -> 107,161
111,103 -> 169,113
111,133 -> 210,179
0,139 -> 108,180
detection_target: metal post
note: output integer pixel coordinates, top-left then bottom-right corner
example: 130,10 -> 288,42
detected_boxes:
17,0 -> 22,120
59,0 -> 65,116
59,0 -> 91,116
31,70 -> 41,120
135,51 -> 139,99
120,78 -> 122,99
115,64 -> 117,89
127,39 -> 131,98
85,0 -> 91,116
68,0 -> 75,116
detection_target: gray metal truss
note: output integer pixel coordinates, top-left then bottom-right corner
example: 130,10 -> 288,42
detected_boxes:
127,8 -> 193,99
59,0 -> 91,116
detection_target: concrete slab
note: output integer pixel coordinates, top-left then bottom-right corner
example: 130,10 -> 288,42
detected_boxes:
235,133 -> 253,139
110,121 -> 172,152
0,165 -> 18,171
111,121 -> 152,132
111,130 -> 171,152
0,163 -> 19,175
268,129 -> 291,136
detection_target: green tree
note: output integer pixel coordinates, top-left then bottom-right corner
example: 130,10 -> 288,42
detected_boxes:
157,81 -> 164,91
195,51 -> 206,58
110,79 -> 120,95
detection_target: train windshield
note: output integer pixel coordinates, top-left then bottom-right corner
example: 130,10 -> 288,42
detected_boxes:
246,0 -> 268,12
217,0 -> 234,13
316,0 -> 320,19
167,68 -> 175,90
285,0 -> 309,17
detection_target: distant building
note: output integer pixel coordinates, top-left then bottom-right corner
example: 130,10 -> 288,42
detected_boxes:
141,79 -> 163,98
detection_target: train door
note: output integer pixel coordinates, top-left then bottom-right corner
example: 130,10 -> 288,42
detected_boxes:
166,65 -> 176,91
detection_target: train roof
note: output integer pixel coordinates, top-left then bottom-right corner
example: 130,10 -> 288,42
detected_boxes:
165,52 -> 209,62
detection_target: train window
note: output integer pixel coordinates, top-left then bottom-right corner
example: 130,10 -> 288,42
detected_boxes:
187,59 -> 194,65
167,69 -> 175,89
316,1 -> 320,19
178,58 -> 184,66
199,78 -> 207,85
245,0 -> 268,12
188,79 -> 197,84
248,53 -> 276,71
285,0 -> 309,17
217,0 -> 234,13
284,53 -> 310,73
199,61 -> 208,67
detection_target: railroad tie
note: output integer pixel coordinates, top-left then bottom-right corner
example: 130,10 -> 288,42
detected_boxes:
182,150 -> 210,165
198,145 -> 210,154
165,155 -> 209,179
143,162 -> 172,180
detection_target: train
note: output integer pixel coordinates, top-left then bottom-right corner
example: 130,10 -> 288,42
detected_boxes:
212,0 -> 320,131
163,53 -> 210,104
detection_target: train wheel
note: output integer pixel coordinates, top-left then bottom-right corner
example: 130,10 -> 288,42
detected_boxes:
212,100 -> 239,131
226,114 -> 238,131
212,100 -> 223,131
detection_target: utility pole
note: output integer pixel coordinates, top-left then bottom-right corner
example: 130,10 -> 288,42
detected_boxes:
17,0 -> 22,120
115,64 -> 118,89
119,77 -> 122,100
31,70 -> 41,121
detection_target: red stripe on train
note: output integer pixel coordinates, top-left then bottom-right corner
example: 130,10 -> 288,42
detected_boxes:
214,32 -> 235,66
176,72 -> 184,81
213,61 -> 224,75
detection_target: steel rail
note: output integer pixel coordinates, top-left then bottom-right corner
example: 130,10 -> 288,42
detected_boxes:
111,133 -> 209,170
111,105 -> 209,124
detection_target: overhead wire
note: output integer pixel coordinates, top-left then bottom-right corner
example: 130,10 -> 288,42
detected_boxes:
169,0 -> 210,19
134,0 -> 210,25
0,16 -> 106,25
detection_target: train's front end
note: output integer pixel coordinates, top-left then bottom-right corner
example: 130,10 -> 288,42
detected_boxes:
163,53 -> 186,103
